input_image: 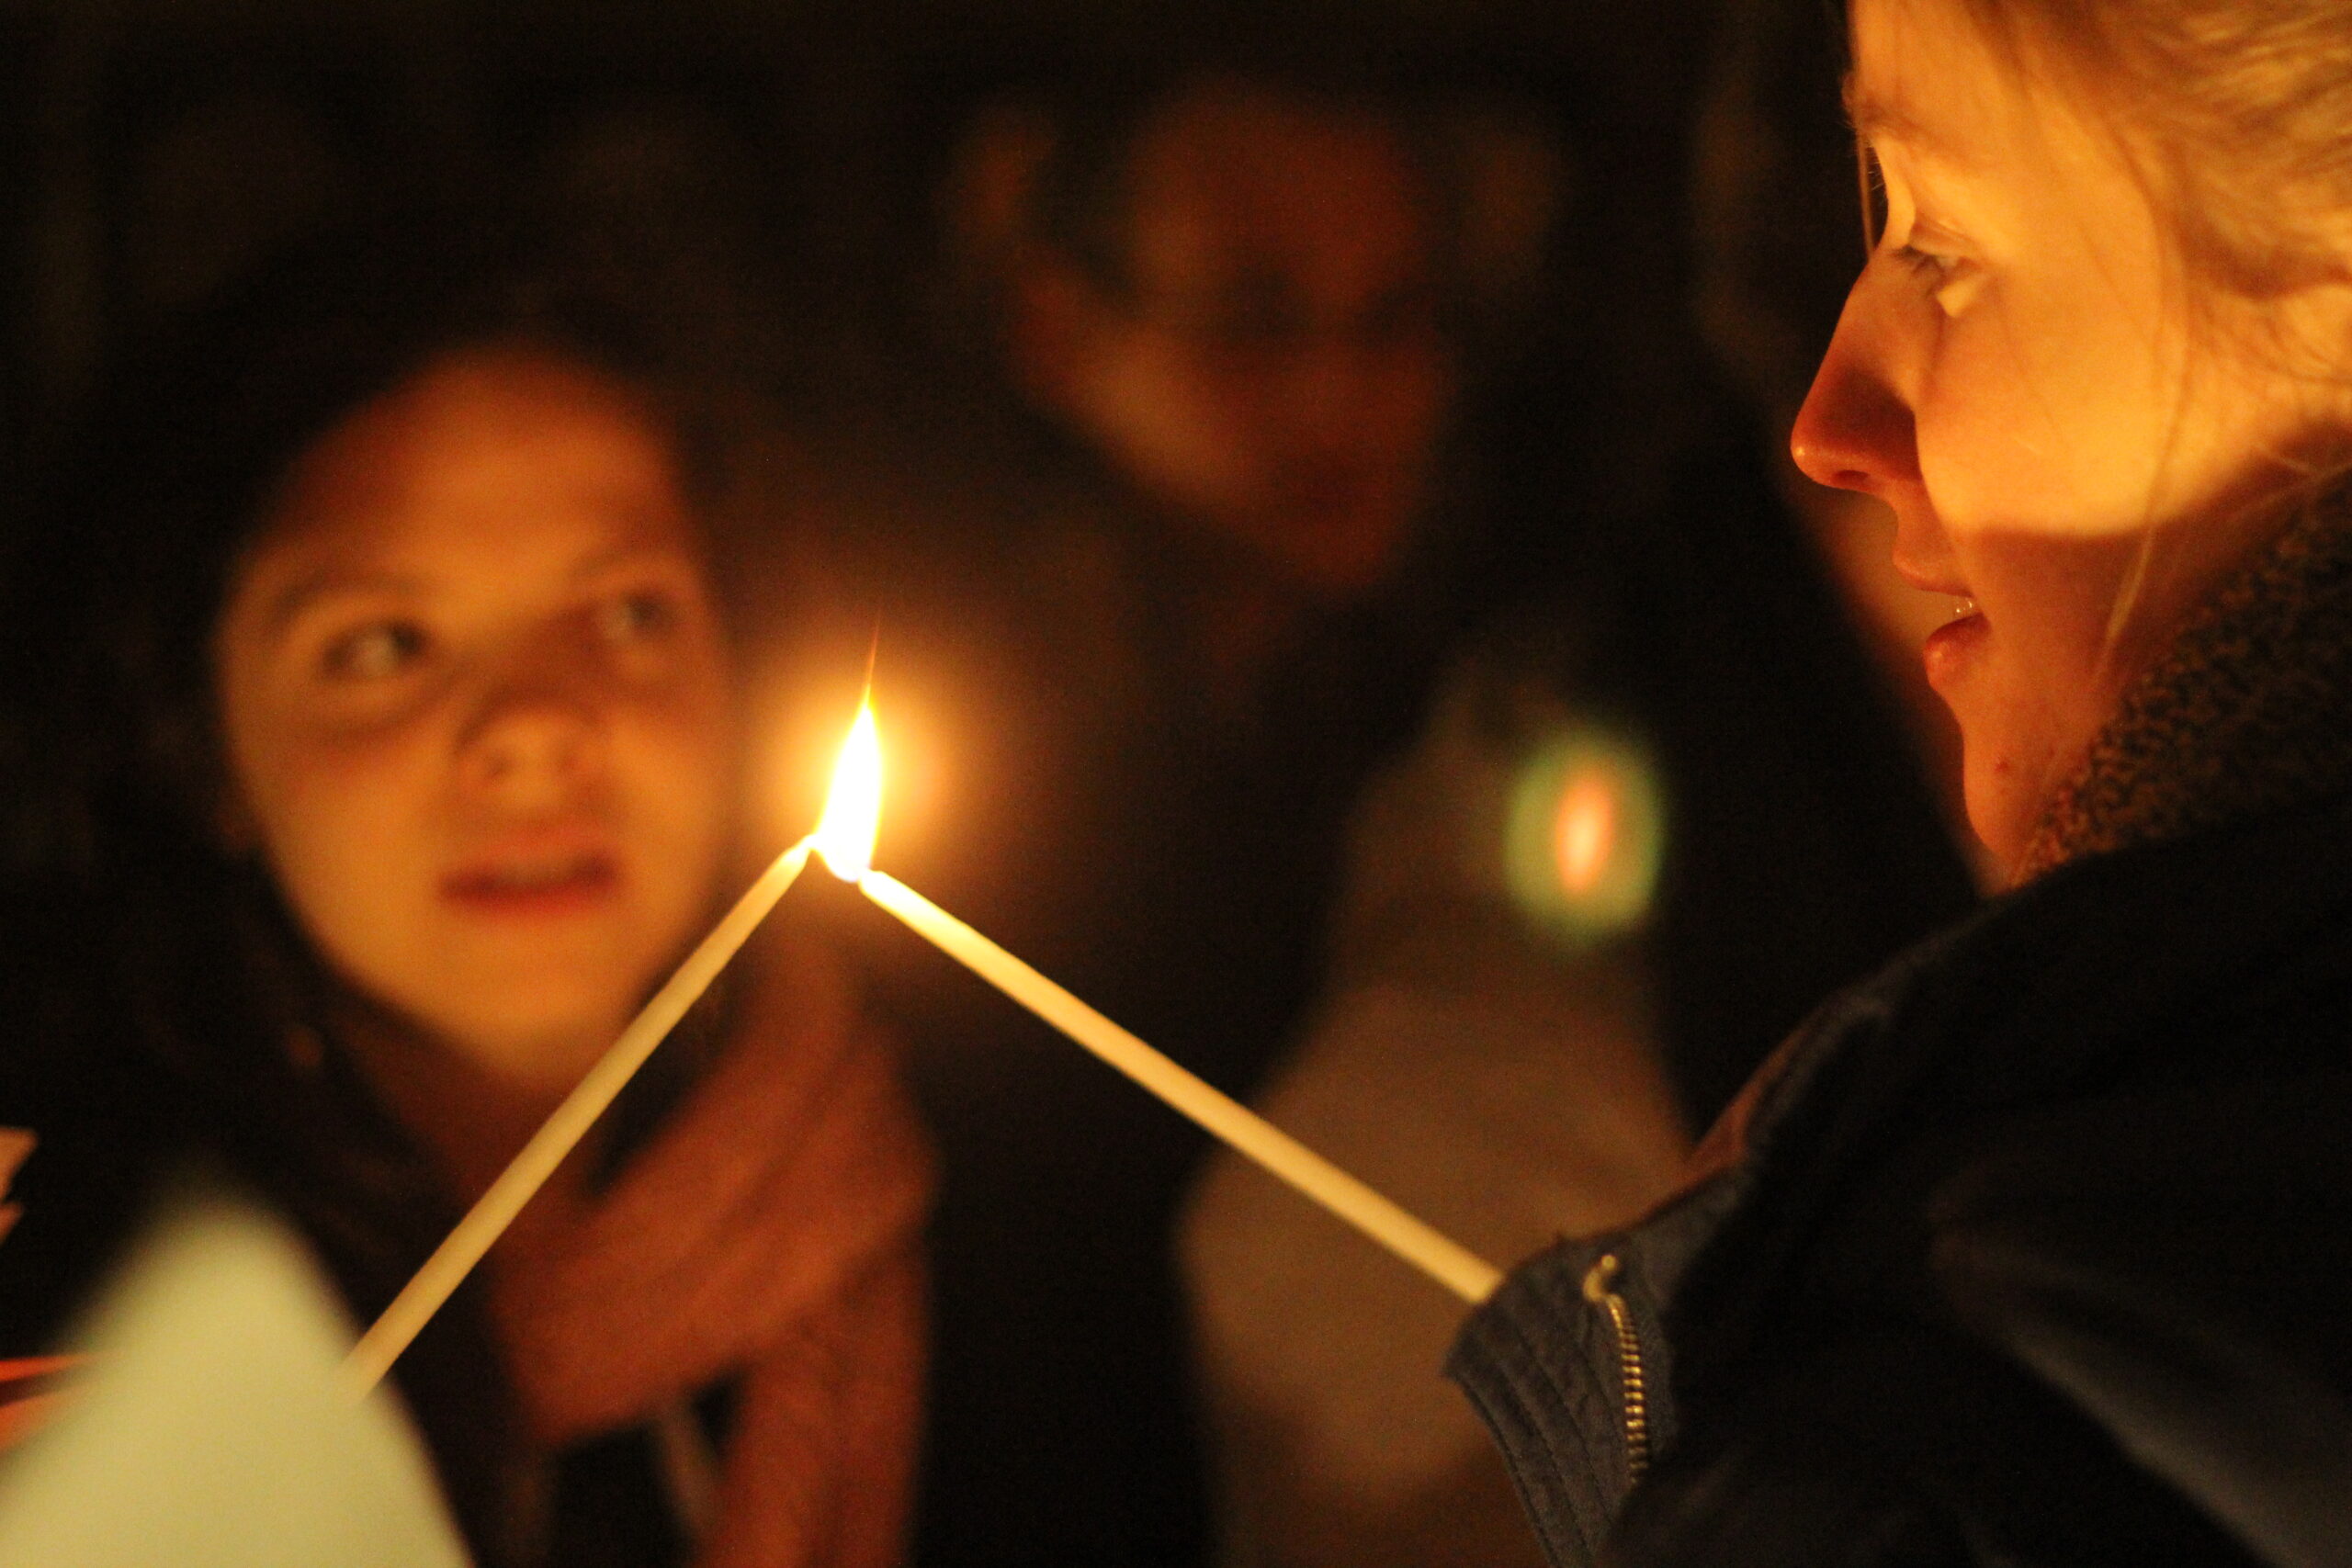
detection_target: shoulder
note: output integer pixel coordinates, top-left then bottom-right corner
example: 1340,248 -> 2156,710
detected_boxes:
1616,829 -> 2352,1566
1614,1313 -> 2267,1568
1925,1069 -> 2352,1567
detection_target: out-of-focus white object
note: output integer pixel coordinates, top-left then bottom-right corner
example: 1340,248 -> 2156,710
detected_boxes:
0,1179 -> 470,1567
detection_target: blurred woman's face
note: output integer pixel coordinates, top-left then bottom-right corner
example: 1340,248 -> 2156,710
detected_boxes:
216,348 -> 735,1096
1792,0 -> 2352,869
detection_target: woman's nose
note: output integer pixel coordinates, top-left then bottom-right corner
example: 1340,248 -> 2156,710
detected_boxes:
1790,271 -> 1922,499
457,651 -> 607,810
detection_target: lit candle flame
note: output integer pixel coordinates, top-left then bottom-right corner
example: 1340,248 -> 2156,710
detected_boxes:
813,701 -> 883,879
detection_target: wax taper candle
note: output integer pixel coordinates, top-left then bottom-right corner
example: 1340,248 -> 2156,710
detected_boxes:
860,870 -> 1502,1302
340,839 -> 814,1399
810,700 -> 1501,1305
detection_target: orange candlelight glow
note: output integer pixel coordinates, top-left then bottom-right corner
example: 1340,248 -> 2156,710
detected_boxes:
814,701 -> 883,880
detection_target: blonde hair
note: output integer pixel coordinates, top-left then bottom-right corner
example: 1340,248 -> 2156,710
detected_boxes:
1955,0 -> 2352,302
1926,1 -> 2352,662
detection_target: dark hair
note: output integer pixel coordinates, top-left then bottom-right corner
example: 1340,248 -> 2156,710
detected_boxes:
0,220 -> 731,1566
1024,61 -> 1463,301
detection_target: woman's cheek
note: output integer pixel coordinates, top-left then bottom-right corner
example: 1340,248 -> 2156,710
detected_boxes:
1916,327 -> 2055,538
1907,327 -> 1996,534
272,729 -> 442,882
616,690 -> 736,864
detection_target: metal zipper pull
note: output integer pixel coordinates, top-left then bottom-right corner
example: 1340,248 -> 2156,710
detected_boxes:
1582,1252 -> 1651,1483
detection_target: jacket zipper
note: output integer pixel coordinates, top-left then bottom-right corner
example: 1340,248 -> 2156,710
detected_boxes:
1581,1253 -> 1651,1483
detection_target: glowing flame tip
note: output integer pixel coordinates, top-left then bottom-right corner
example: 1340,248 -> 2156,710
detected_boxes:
813,701 -> 883,880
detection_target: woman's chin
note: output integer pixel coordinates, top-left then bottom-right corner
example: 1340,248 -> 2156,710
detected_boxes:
424,1005 -> 631,1094
1958,744 -> 2052,879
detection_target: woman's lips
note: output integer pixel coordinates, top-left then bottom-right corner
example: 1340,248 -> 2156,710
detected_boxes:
441,851 -> 621,917
1923,595 -> 1986,691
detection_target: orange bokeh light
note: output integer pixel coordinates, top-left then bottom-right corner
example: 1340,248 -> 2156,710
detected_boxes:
1553,769 -> 1620,897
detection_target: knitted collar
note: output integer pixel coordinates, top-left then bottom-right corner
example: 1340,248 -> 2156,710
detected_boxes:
485,929 -> 930,1444
2018,487 -> 2352,881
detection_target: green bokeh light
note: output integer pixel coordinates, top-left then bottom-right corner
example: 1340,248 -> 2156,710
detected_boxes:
1503,723 -> 1666,947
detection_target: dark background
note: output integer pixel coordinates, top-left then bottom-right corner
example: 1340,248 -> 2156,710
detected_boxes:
0,0 -> 1720,554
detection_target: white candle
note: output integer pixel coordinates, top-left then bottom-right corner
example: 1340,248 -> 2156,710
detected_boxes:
352,688 -> 1502,1405
854,869 -> 1502,1304
340,840 -> 815,1399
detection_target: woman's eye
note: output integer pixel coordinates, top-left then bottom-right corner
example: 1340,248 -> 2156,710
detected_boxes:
321,622 -> 427,680
1897,243 -> 1960,281
1859,145 -> 1891,250
1899,243 -> 1986,316
596,590 -> 680,643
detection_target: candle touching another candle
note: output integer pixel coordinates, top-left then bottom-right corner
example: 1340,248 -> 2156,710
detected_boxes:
340,838 -> 815,1400
347,689 -> 1498,1403
814,700 -> 1503,1305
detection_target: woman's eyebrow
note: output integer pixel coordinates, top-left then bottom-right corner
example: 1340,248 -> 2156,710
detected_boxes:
266,570 -> 425,630
566,527 -> 698,584
1845,80 -> 1965,166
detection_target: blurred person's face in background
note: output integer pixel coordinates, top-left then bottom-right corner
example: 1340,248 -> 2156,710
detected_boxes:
215,349 -> 737,1097
1015,82 -> 1459,599
1791,0 -> 2352,869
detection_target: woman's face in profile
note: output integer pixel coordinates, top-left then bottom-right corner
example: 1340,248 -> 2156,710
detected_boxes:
213,348 -> 737,1094
1792,0 -> 2352,868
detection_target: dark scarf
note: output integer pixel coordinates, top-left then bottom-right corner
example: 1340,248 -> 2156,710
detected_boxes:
2020,488 -> 2352,878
